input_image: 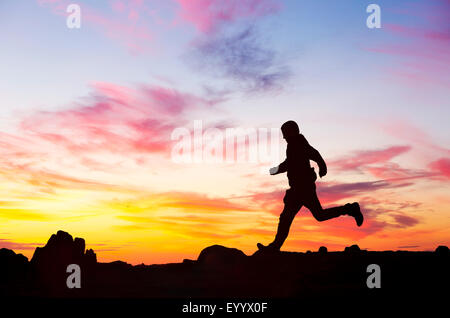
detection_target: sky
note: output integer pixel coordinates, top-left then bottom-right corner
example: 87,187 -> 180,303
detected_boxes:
0,0 -> 449,265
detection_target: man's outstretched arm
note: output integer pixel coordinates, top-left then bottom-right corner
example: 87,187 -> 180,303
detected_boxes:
308,146 -> 327,177
270,159 -> 287,175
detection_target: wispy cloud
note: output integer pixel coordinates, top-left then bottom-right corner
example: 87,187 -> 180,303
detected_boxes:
0,239 -> 38,251
110,191 -> 257,223
429,158 -> 450,179
17,81 -> 217,158
178,0 -> 289,93
316,180 -> 412,205
391,213 -> 420,228
329,145 -> 411,171
365,0 -> 450,85
174,0 -> 280,34
382,120 -> 450,154
37,0 -> 156,53
189,26 -> 291,93
0,80 -> 226,204
156,191 -> 255,212
329,142 -> 446,182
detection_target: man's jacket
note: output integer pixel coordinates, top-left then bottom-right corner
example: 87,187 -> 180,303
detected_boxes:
277,134 -> 327,188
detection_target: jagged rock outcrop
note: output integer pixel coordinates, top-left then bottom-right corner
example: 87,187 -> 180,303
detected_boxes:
0,248 -> 30,295
30,230 -> 97,294
31,230 -> 97,266
0,248 -> 28,265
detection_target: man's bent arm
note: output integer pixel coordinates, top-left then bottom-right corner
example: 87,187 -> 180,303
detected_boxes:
308,146 -> 327,174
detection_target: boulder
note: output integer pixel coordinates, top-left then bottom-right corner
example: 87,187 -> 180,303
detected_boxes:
435,245 -> 449,255
344,244 -> 361,253
318,246 -> 328,254
197,245 -> 246,268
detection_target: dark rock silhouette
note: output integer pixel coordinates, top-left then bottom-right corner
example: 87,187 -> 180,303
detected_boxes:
0,248 -> 30,296
435,245 -> 449,255
1,231 -> 449,299
30,230 -> 97,295
197,245 -> 246,268
182,258 -> 196,264
0,248 -> 28,270
344,244 -> 362,253
31,230 -> 96,266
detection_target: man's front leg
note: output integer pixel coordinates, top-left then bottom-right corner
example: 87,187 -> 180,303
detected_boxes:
269,204 -> 300,250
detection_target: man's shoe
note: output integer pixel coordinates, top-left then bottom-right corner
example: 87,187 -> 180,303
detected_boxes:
348,202 -> 363,226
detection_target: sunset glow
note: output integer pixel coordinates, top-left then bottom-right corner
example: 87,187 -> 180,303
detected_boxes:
1,0 -> 449,264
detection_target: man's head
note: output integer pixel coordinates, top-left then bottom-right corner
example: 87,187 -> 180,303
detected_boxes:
281,120 -> 299,141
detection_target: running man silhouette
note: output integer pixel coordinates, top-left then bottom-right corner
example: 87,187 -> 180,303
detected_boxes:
257,120 -> 364,252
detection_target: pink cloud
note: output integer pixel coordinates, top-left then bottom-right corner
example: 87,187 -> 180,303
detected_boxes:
329,145 -> 411,171
389,0 -> 450,26
385,23 -> 450,42
0,80 -> 231,199
382,120 -> 450,155
328,142 -> 445,183
83,6 -> 154,53
391,213 -> 420,228
175,0 -> 280,34
37,0 -> 155,53
0,239 -> 37,251
286,201 -> 417,241
366,163 -> 432,181
365,0 -> 450,85
245,178 -> 414,218
15,81 -> 217,161
429,158 -> 450,179
247,190 -> 284,216
316,180 -> 414,205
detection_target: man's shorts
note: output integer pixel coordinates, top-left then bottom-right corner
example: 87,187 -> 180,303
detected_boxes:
283,184 -> 317,206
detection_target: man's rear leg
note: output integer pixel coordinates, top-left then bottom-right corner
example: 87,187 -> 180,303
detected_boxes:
306,192 -> 363,226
